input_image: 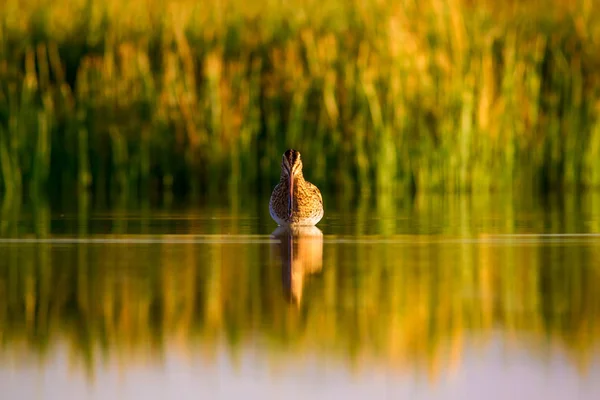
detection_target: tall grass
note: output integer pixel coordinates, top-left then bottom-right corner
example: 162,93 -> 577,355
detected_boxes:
1,0 -> 600,199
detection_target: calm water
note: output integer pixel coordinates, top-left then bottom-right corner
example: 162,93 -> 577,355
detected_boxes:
1,192 -> 600,400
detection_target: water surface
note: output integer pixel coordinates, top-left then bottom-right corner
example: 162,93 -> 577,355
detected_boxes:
1,192 -> 600,399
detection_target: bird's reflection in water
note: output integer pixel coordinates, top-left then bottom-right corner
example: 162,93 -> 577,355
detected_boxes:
271,225 -> 323,305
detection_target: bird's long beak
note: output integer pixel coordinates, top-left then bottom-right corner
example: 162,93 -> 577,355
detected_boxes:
287,173 -> 294,218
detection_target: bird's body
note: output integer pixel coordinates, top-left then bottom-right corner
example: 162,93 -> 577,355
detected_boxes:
269,149 -> 324,226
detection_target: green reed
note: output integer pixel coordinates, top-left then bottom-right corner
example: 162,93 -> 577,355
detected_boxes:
1,0 -> 600,199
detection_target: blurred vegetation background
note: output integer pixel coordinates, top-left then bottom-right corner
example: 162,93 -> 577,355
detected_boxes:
1,0 -> 600,202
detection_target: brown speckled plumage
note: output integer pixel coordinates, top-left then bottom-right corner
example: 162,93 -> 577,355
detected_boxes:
269,149 -> 324,226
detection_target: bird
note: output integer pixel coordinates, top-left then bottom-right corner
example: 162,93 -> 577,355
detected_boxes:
269,149 -> 324,226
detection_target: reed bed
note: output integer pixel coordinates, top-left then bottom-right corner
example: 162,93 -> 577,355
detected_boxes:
1,0 -> 600,199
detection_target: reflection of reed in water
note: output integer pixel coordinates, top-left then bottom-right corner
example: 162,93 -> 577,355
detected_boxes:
1,192 -> 600,381
271,226 -> 323,305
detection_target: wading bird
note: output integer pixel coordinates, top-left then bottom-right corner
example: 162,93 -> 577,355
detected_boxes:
269,149 -> 323,226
